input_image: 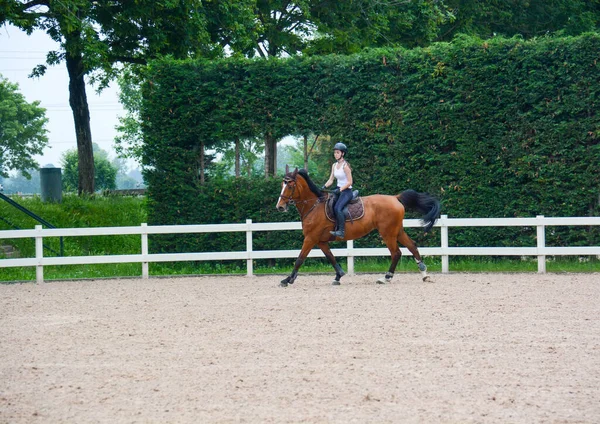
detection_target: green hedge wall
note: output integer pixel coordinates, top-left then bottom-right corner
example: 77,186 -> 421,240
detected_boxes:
142,34 -> 600,253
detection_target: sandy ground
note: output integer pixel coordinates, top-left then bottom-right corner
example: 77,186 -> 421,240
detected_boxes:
1,272 -> 599,424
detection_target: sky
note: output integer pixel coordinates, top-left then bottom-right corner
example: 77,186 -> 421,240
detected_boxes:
0,24 -> 130,172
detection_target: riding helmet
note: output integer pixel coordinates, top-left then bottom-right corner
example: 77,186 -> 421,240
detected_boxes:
333,142 -> 348,155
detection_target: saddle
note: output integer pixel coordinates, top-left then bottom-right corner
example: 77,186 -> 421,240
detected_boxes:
325,190 -> 365,223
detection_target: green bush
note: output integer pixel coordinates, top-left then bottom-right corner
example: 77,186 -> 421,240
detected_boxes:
0,194 -> 146,258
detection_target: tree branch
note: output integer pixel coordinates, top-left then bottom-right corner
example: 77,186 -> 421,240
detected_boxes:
109,56 -> 147,65
256,42 -> 268,58
276,1 -> 292,26
21,0 -> 50,11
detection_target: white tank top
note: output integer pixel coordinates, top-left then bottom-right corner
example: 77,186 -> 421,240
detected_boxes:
333,161 -> 351,189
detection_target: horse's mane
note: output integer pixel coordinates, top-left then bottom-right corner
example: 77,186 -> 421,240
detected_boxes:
296,169 -> 324,198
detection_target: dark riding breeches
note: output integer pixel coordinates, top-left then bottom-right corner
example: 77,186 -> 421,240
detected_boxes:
334,188 -> 353,222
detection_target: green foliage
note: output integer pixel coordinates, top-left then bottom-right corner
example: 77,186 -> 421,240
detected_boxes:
142,33 -> 600,252
0,195 -> 147,261
61,148 -> 118,192
307,0 -> 455,53
440,0 -> 600,41
0,76 -> 48,178
1,0 -> 216,194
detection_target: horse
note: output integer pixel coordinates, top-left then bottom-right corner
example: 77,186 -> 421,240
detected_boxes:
275,168 -> 441,287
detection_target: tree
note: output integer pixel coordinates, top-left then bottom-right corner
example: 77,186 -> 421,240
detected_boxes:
307,0 -> 455,53
117,0 -> 455,179
1,0 -> 212,194
1,168 -> 41,194
212,137 -> 265,179
439,0 -> 600,41
60,145 -> 117,192
0,76 -> 48,178
241,1 -> 454,176
227,0 -> 454,58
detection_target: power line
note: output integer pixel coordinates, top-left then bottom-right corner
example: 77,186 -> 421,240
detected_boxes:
0,68 -> 64,72
0,50 -> 51,53
0,56 -> 48,59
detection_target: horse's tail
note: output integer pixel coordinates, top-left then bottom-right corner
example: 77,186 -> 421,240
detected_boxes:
397,189 -> 441,233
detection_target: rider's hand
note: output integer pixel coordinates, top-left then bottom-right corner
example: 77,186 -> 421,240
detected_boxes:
333,188 -> 340,195
320,185 -> 326,190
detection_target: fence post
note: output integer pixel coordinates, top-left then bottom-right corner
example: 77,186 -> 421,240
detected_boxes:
141,223 -> 149,279
347,239 -> 354,275
35,225 -> 44,284
246,219 -> 253,277
536,215 -> 546,273
440,215 -> 449,273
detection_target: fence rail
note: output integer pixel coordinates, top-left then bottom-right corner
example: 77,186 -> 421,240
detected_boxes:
1,215 -> 599,283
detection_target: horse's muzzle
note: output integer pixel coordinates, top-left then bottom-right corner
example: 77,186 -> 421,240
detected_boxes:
277,205 -> 288,212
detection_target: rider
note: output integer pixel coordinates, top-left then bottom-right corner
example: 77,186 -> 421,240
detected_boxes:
321,142 -> 353,238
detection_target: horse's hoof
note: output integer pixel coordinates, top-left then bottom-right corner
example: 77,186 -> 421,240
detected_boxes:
376,277 -> 389,284
280,280 -> 289,287
332,280 -> 341,286
423,276 -> 432,283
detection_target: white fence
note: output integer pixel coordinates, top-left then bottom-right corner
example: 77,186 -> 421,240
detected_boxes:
1,215 -> 600,283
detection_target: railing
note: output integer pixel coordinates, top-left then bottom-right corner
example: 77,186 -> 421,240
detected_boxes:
1,215 -> 599,283
0,192 -> 64,256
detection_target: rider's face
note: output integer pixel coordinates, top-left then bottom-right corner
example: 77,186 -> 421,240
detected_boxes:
334,150 -> 343,160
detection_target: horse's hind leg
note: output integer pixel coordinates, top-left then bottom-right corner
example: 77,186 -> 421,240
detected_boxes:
398,231 -> 430,282
318,242 -> 345,285
377,236 -> 402,284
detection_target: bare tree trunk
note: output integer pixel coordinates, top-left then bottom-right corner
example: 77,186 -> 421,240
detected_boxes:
66,50 -> 94,195
264,133 -> 277,178
247,139 -> 252,177
199,141 -> 205,185
235,137 -> 240,178
303,134 -> 308,170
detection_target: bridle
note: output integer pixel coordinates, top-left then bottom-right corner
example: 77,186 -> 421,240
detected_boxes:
280,176 -> 297,205
280,175 -> 323,221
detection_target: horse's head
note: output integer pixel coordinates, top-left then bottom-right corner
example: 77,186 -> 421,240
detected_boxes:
276,167 -> 299,212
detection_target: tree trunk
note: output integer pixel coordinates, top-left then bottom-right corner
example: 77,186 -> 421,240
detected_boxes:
198,141 -> 205,185
303,134 -> 308,170
66,51 -> 94,195
235,137 -> 240,178
264,133 -> 277,178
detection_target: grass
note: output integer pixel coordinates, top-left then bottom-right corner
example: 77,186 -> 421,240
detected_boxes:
1,256 -> 598,283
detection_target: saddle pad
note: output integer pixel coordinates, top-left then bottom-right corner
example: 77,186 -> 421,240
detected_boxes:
325,197 -> 365,222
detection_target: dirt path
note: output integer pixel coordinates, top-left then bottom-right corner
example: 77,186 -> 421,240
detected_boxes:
1,273 -> 599,423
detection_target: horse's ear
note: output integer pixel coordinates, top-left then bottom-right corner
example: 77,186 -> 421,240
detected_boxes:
285,164 -> 289,174
293,167 -> 298,176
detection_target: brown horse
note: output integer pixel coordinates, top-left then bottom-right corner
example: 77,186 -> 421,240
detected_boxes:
275,168 -> 440,287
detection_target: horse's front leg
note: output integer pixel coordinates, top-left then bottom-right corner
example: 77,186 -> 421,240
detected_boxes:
280,239 -> 316,287
318,241 -> 345,285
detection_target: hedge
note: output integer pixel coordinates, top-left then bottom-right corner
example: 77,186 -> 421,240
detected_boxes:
142,34 -> 600,253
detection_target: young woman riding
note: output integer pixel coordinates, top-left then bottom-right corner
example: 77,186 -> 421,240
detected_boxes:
321,142 -> 353,238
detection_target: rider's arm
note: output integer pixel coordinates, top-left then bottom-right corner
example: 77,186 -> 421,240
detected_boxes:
323,163 -> 335,188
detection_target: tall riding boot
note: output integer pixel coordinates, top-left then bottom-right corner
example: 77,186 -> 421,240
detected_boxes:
330,213 -> 346,238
